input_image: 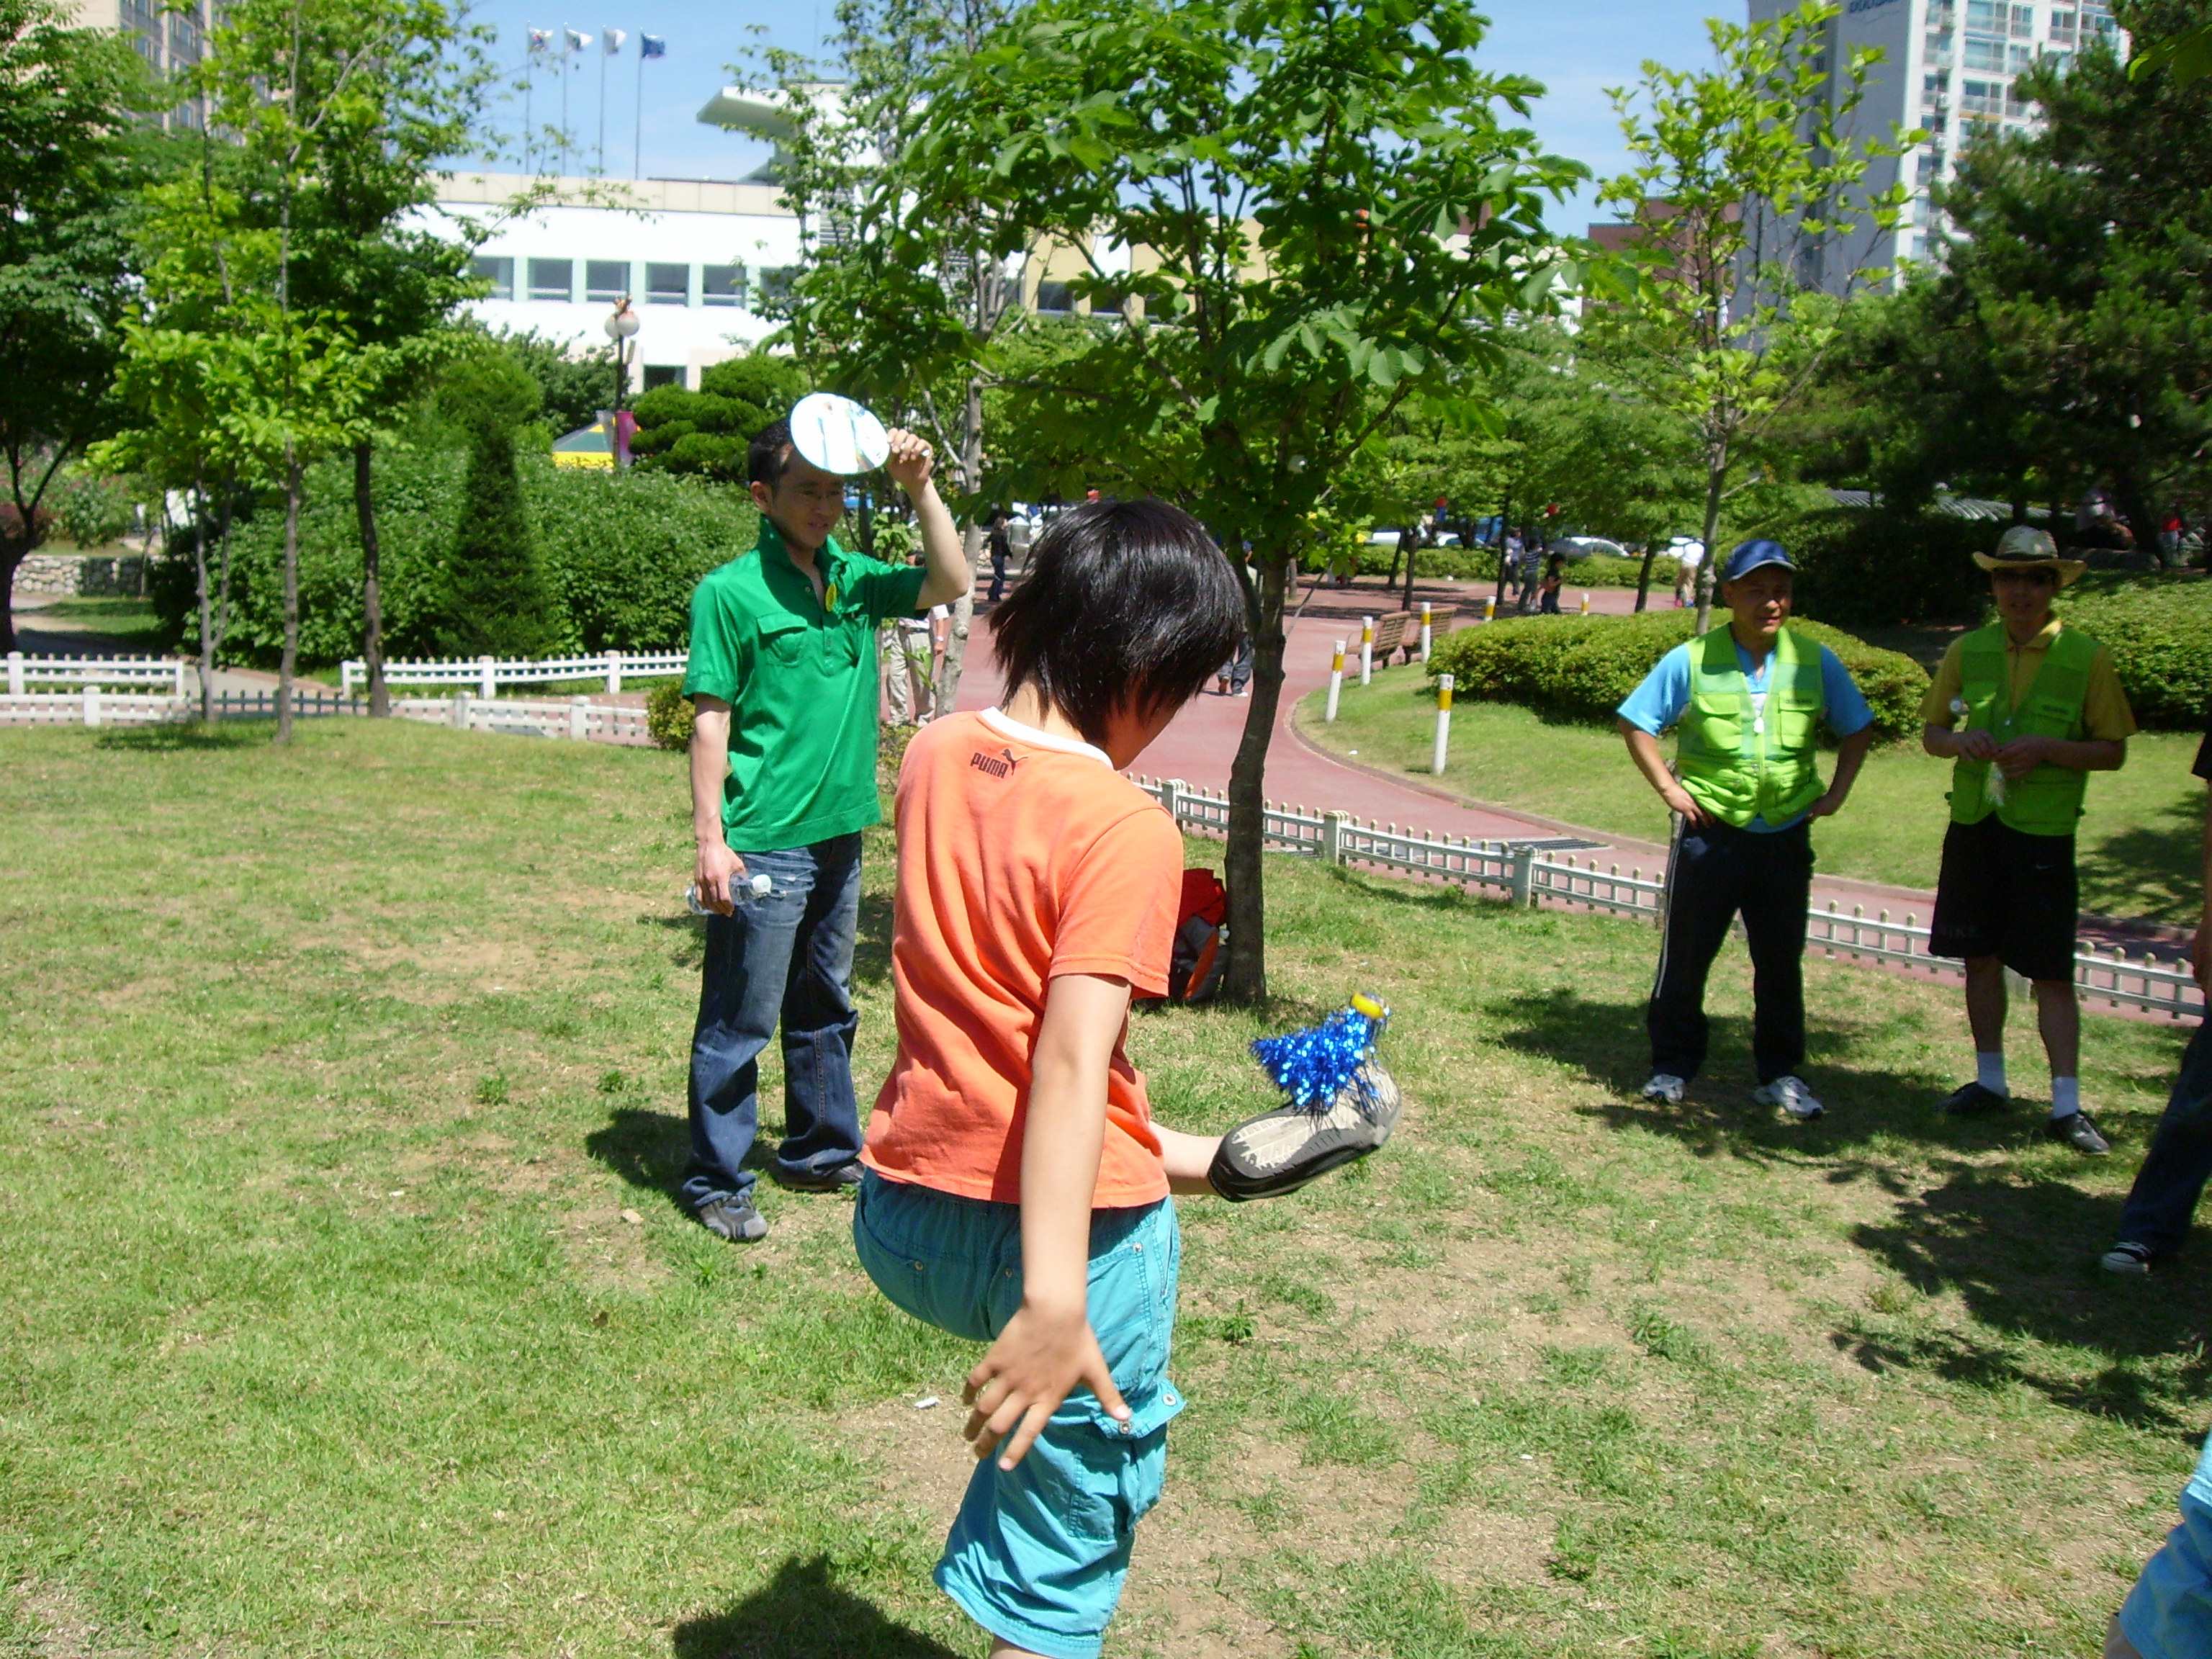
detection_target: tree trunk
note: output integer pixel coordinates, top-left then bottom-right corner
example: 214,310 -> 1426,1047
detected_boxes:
932,373 -> 988,714
0,542 -> 25,657
1632,543 -> 1658,612
1221,552 -> 1288,1007
277,444 -> 302,745
193,472 -> 215,722
1691,441 -> 1727,637
355,439 -> 389,716
1400,526 -> 1419,608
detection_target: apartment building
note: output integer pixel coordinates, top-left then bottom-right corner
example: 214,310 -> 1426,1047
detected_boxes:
1750,0 -> 2121,287
66,0 -> 217,127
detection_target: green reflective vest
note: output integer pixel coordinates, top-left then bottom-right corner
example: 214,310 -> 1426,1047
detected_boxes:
1948,621 -> 2098,835
1677,625 -> 1827,828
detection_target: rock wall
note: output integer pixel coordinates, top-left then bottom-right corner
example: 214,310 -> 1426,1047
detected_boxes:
12,554 -> 150,596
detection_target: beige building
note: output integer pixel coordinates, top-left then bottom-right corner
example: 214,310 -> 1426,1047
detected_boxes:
67,0 -> 217,127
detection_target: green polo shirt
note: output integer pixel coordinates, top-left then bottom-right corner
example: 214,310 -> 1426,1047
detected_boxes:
682,519 -> 927,852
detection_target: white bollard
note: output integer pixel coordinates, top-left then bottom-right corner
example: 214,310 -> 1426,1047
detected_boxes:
1326,639 -> 1346,721
1419,602 -> 1433,663
605,648 -> 622,695
451,690 -> 470,729
1360,616 -> 1375,685
1431,673 -> 1452,775
570,696 -> 590,740
173,658 -> 188,698
82,683 -> 102,729
1483,595 -> 1496,623
6,650 -> 22,696
1579,591 -> 1591,615
478,655 -> 496,700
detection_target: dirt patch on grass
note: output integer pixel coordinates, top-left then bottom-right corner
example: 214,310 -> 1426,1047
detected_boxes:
11,1577 -> 124,1659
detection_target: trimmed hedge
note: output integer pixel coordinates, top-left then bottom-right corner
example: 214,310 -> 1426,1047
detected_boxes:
168,446 -> 760,667
2055,575 -> 2212,730
1427,607 -> 1930,742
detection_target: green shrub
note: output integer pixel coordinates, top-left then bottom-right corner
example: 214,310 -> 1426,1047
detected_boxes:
1308,542 -> 1683,591
631,351 -> 811,482
1427,607 -> 1929,742
440,421 -> 557,658
181,448 -> 760,667
645,679 -> 693,752
2055,574 -> 2212,731
1784,507 -> 2000,626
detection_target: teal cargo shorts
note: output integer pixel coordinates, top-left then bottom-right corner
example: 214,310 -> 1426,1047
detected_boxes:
853,1170 -> 1184,1659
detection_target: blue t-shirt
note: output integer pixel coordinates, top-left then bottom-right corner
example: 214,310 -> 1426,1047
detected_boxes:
1617,636 -> 1875,832
2121,1429 -> 2212,1659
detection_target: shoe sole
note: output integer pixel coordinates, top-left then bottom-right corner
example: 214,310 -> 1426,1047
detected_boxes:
1211,1057 -> 1401,1201
773,1170 -> 864,1193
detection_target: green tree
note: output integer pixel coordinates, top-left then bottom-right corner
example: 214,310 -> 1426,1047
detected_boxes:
438,353 -> 554,658
1596,0 -> 1915,634
494,327 -> 619,435
891,0 -> 1586,1002
629,349 -> 810,481
0,0 -> 166,653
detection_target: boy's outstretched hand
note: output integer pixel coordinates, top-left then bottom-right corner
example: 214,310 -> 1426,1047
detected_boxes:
963,1301 -> 1130,1471
884,428 -> 935,494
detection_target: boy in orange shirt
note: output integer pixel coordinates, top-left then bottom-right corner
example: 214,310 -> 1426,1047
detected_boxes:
855,499 -> 1386,1658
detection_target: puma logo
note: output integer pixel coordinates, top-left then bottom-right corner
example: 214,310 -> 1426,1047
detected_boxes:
968,747 -> 1020,779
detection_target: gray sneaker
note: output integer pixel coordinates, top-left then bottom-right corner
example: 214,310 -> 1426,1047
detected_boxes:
1639,1073 -> 1688,1105
696,1195 -> 767,1243
2100,1241 -> 2153,1275
1753,1074 -> 1825,1120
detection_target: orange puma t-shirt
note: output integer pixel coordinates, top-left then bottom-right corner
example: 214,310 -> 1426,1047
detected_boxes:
862,707 -> 1182,1208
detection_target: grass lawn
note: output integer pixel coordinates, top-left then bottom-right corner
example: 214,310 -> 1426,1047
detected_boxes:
4,718 -> 2208,1658
17,596 -> 181,653
1300,664 -> 2209,923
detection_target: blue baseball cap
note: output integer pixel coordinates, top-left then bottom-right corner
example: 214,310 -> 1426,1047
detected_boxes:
1721,539 -> 1797,582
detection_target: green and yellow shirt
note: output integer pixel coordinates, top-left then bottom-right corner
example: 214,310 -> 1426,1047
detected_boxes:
682,519 -> 927,852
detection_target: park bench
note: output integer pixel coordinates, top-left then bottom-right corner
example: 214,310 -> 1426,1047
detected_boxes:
1401,605 -> 1459,662
1368,612 -> 1413,664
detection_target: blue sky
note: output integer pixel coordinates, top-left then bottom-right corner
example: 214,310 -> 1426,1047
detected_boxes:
465,0 -> 1727,232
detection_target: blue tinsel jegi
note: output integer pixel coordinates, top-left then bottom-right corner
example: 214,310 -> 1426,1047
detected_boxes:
1250,1006 -> 1383,1112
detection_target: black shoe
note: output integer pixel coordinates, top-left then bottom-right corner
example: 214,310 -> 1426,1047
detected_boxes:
1938,1081 -> 2010,1117
774,1161 -> 864,1193
2046,1111 -> 2111,1154
696,1195 -> 768,1242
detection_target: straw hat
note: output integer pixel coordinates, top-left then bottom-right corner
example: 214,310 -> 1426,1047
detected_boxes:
1973,524 -> 2085,585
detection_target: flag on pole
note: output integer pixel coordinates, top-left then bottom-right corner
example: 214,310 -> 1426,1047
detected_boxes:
639,33 -> 665,57
563,26 -> 590,51
528,26 -> 552,48
603,27 -> 625,53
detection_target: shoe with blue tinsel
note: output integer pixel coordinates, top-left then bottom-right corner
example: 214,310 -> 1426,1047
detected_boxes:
1208,996 -> 1401,1202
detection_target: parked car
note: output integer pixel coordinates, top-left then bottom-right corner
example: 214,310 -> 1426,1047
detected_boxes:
1554,536 -> 1630,560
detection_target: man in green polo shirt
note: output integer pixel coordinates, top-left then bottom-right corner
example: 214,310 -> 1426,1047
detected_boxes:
680,416 -> 968,1243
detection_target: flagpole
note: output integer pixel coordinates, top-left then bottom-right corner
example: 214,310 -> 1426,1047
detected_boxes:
559,31 -> 568,172
523,27 -> 534,172
596,35 -> 606,174
634,47 -> 642,179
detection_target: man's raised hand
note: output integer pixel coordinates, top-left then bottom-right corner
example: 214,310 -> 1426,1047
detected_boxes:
884,428 -> 935,494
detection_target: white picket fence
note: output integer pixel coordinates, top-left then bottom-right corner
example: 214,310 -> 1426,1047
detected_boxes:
6,650 -> 189,695
339,649 -> 686,697
0,685 -> 648,744
1131,775 -> 2206,1023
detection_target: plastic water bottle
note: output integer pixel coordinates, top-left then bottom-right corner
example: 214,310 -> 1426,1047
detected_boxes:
687,872 -> 773,915
1952,696 -> 2005,804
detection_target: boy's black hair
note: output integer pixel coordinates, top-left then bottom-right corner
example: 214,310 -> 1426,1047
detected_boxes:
749,419 -> 798,488
992,498 -> 1246,747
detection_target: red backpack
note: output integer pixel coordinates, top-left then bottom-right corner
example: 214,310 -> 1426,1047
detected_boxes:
1166,868 -> 1228,1004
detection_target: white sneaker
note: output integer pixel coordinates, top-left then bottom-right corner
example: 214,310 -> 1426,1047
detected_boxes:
1753,1075 -> 1825,1120
1639,1073 -> 1687,1105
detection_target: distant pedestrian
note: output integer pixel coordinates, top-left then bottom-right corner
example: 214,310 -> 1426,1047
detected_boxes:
1537,553 -> 1565,613
1673,539 -> 1704,608
986,508 -> 1013,603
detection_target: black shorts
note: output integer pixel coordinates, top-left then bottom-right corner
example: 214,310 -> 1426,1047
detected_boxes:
1928,814 -> 2079,982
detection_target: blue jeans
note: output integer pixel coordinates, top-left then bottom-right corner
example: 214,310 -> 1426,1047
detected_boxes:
853,1173 -> 1183,1659
2115,1020 -> 2212,1259
682,833 -> 863,1208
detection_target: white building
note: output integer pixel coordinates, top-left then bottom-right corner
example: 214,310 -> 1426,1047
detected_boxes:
426,172 -> 804,395
1752,0 -> 2121,285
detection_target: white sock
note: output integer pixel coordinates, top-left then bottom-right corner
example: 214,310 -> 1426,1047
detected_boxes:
1976,1053 -> 2008,1097
2051,1077 -> 2082,1120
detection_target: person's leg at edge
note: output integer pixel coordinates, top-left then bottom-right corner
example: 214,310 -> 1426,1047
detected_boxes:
681,884 -> 806,1213
1647,822 -> 1740,1087
2114,1024 -> 2212,1260
774,833 -> 864,1181
1739,824 -> 1812,1085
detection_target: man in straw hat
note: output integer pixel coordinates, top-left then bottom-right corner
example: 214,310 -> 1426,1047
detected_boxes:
1921,524 -> 2134,1152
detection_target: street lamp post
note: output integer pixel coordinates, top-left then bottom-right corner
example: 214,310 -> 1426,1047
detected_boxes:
603,297 -> 640,467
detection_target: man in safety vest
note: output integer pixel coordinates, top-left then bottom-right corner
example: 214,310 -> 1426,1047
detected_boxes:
1617,540 -> 1879,1120
1923,526 -> 2134,1152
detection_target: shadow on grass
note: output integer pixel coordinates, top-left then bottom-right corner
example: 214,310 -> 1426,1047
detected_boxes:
94,722 -> 265,752
2080,796 -> 2206,925
635,892 -> 894,986
585,1106 -> 777,1214
671,1555 -> 964,1659
1840,1169 -> 2212,1436
1485,985 -> 1965,1160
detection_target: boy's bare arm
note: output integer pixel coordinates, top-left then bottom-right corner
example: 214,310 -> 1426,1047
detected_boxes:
962,972 -> 1134,1470
689,697 -> 744,914
883,428 -> 971,610
1155,1125 -> 1224,1195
